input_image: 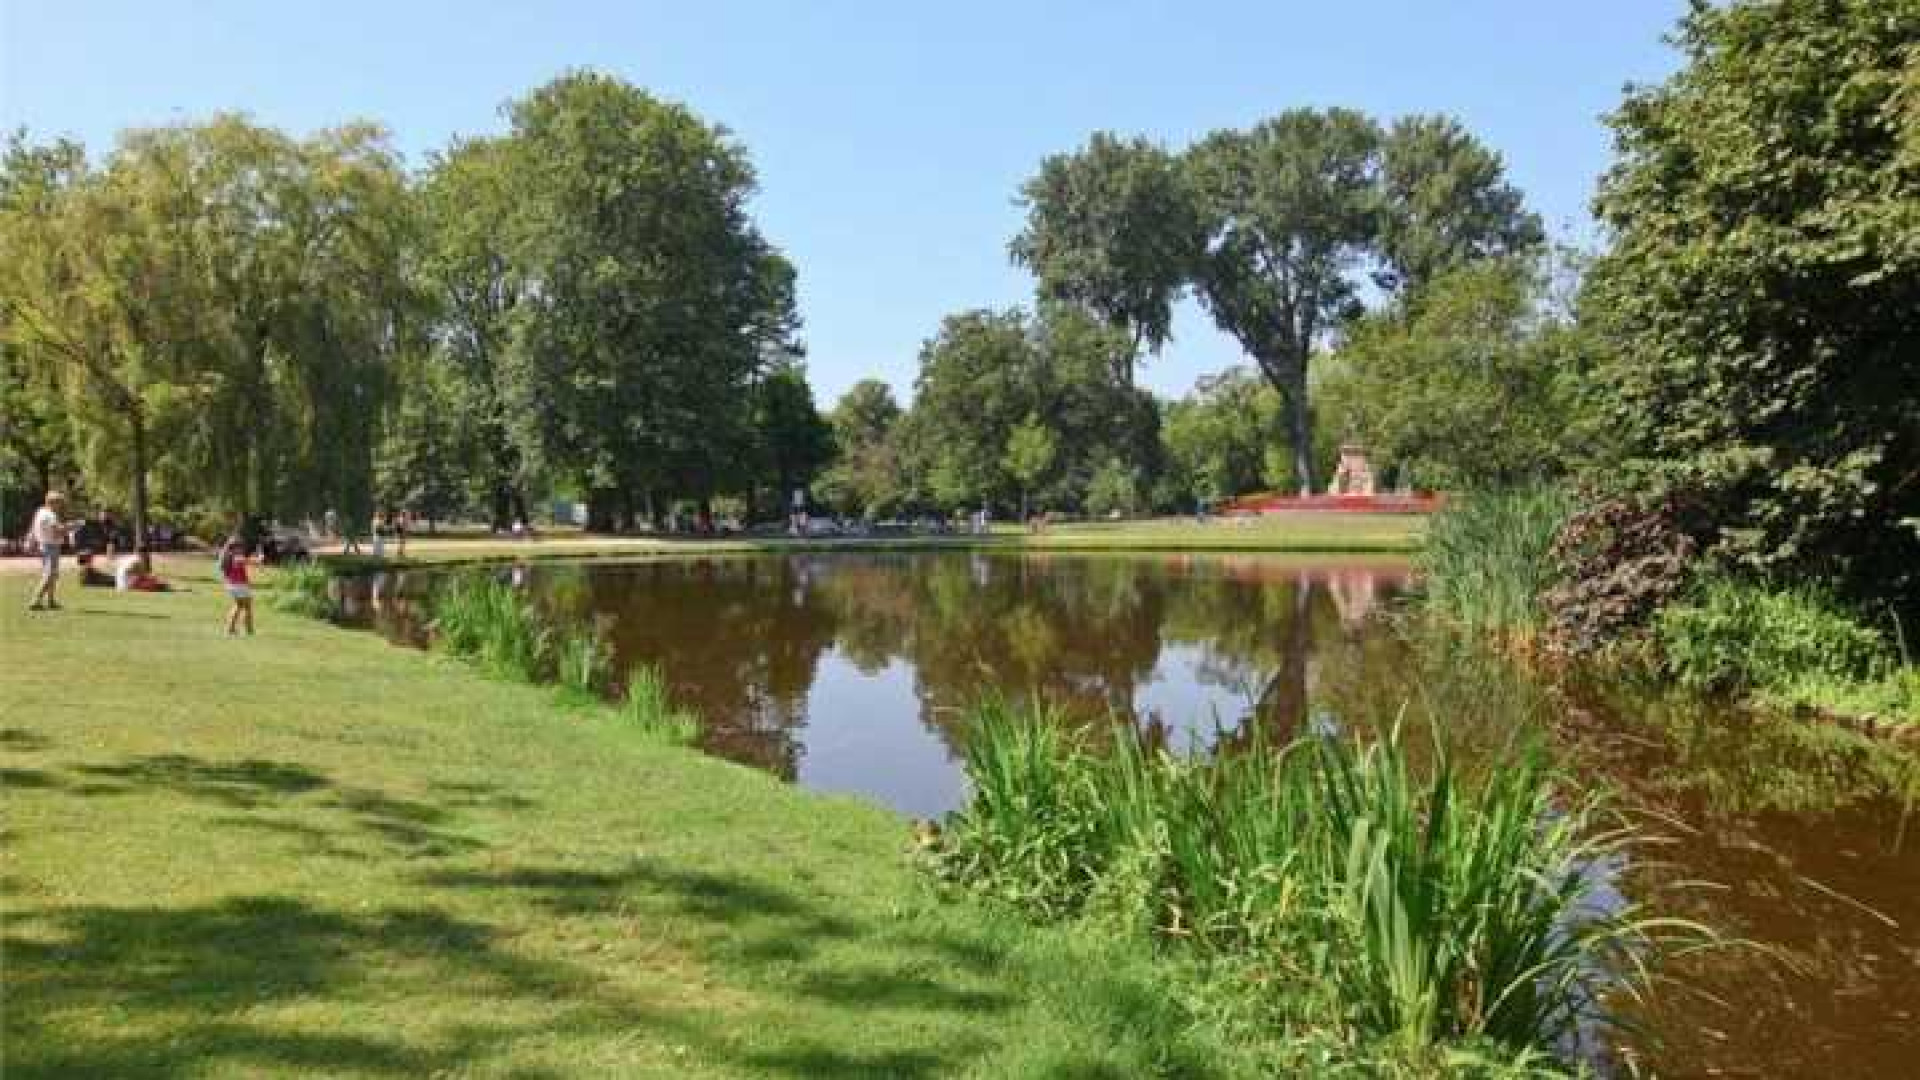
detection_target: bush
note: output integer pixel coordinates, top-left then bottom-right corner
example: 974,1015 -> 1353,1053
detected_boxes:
1542,492 -> 1699,655
1418,490 -> 1571,636
1657,579 -> 1893,696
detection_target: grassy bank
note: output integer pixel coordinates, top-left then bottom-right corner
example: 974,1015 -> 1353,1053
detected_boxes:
298,512 -> 1423,574
1,562 -> 1260,1077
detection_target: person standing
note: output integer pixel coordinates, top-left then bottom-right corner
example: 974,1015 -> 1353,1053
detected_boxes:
218,533 -> 255,636
394,509 -> 409,559
26,491 -> 69,612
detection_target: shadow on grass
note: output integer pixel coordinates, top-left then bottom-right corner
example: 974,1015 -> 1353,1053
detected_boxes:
2,861 -> 1042,1078
3,894 -> 624,1079
65,753 -> 487,858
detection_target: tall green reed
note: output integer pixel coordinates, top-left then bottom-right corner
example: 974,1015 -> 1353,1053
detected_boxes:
429,574 -> 551,682
1419,490 -> 1572,637
268,562 -> 337,619
554,625 -> 613,698
621,664 -> 700,744
937,700 -> 1712,1064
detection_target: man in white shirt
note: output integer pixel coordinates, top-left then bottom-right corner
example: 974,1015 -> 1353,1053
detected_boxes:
27,491 -> 69,612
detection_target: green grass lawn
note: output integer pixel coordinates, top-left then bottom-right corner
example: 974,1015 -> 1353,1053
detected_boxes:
0,563 -> 1248,1078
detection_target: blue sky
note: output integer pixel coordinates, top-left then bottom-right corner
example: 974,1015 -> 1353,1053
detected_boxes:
1,1 -> 1684,405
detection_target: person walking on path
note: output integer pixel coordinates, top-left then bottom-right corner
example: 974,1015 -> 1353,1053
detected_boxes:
26,491 -> 70,612
218,533 -> 256,636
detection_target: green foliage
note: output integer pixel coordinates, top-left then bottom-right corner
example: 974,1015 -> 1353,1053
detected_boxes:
936,701 -> 1705,1066
745,362 -> 835,509
1083,458 -> 1141,518
1657,578 -> 1900,700
1,118 -> 413,538
1161,368 -> 1282,506
1376,115 -> 1543,294
1002,415 -> 1058,518
267,563 -> 338,620
1419,490 -> 1572,636
1010,132 -> 1202,382
897,305 -> 1156,514
1318,257 -> 1595,491
1186,108 -> 1382,494
553,624 -> 613,699
621,664 -> 699,745
374,352 -> 471,526
1588,0 -> 1920,611
817,380 -> 907,519
429,575 -> 551,682
494,71 -> 800,524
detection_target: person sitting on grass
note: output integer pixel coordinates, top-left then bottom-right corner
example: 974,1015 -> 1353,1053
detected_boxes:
218,533 -> 255,636
114,545 -> 170,592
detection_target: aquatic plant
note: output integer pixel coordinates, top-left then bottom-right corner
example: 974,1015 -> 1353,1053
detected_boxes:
621,664 -> 699,745
430,575 -> 550,682
1419,489 -> 1572,637
936,700 -> 1713,1066
268,562 -> 336,619
554,625 -> 613,698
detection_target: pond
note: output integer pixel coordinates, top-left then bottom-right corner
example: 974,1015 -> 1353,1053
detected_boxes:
338,551 -> 1919,1078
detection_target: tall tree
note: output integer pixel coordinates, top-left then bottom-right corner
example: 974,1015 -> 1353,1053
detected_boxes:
0,132 -> 209,543
1377,114 -> 1544,293
818,379 -> 906,518
1588,0 -> 1920,609
1317,257 -> 1592,491
1185,109 -> 1382,494
1010,133 -> 1202,386
496,72 -> 798,530
748,362 -> 836,512
1002,414 -> 1058,521
419,136 -> 536,529
1162,368 -> 1280,506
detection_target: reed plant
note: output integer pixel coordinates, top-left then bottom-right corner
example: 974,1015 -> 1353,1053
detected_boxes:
429,575 -> 551,682
1419,489 -> 1572,637
621,664 -> 700,745
937,700 -> 1711,1067
267,562 -> 337,619
554,625 -> 613,698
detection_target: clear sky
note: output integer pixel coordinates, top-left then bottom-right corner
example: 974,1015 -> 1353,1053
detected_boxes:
1,1 -> 1684,405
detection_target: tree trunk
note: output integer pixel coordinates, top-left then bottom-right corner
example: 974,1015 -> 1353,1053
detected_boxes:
1286,378 -> 1315,496
490,486 -> 512,532
128,411 -> 150,547
585,490 -> 615,533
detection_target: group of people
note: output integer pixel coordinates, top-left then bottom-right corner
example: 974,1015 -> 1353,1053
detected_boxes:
23,491 -> 256,636
330,508 -> 412,559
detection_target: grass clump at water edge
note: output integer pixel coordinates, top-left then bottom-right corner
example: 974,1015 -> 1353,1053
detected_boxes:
266,561 -> 338,619
931,699 -> 1715,1073
622,663 -> 700,745
429,574 -> 552,682
1419,490 -> 1572,638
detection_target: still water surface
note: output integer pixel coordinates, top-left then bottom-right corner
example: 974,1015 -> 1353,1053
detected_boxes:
341,552 -> 1919,1078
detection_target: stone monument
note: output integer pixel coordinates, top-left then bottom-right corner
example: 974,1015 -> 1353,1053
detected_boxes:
1330,444 -> 1377,496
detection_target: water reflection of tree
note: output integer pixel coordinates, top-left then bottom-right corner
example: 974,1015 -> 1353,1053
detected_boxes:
537,558 -> 842,780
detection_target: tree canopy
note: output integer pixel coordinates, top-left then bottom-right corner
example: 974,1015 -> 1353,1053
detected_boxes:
1587,0 -> 1920,608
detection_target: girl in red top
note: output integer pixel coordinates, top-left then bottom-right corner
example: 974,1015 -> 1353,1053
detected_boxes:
219,534 -> 255,636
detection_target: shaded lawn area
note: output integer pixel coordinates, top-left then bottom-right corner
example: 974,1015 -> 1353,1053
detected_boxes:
0,566 -> 1243,1078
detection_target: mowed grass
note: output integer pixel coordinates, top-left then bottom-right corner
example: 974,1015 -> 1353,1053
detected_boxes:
0,560 -> 1249,1078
